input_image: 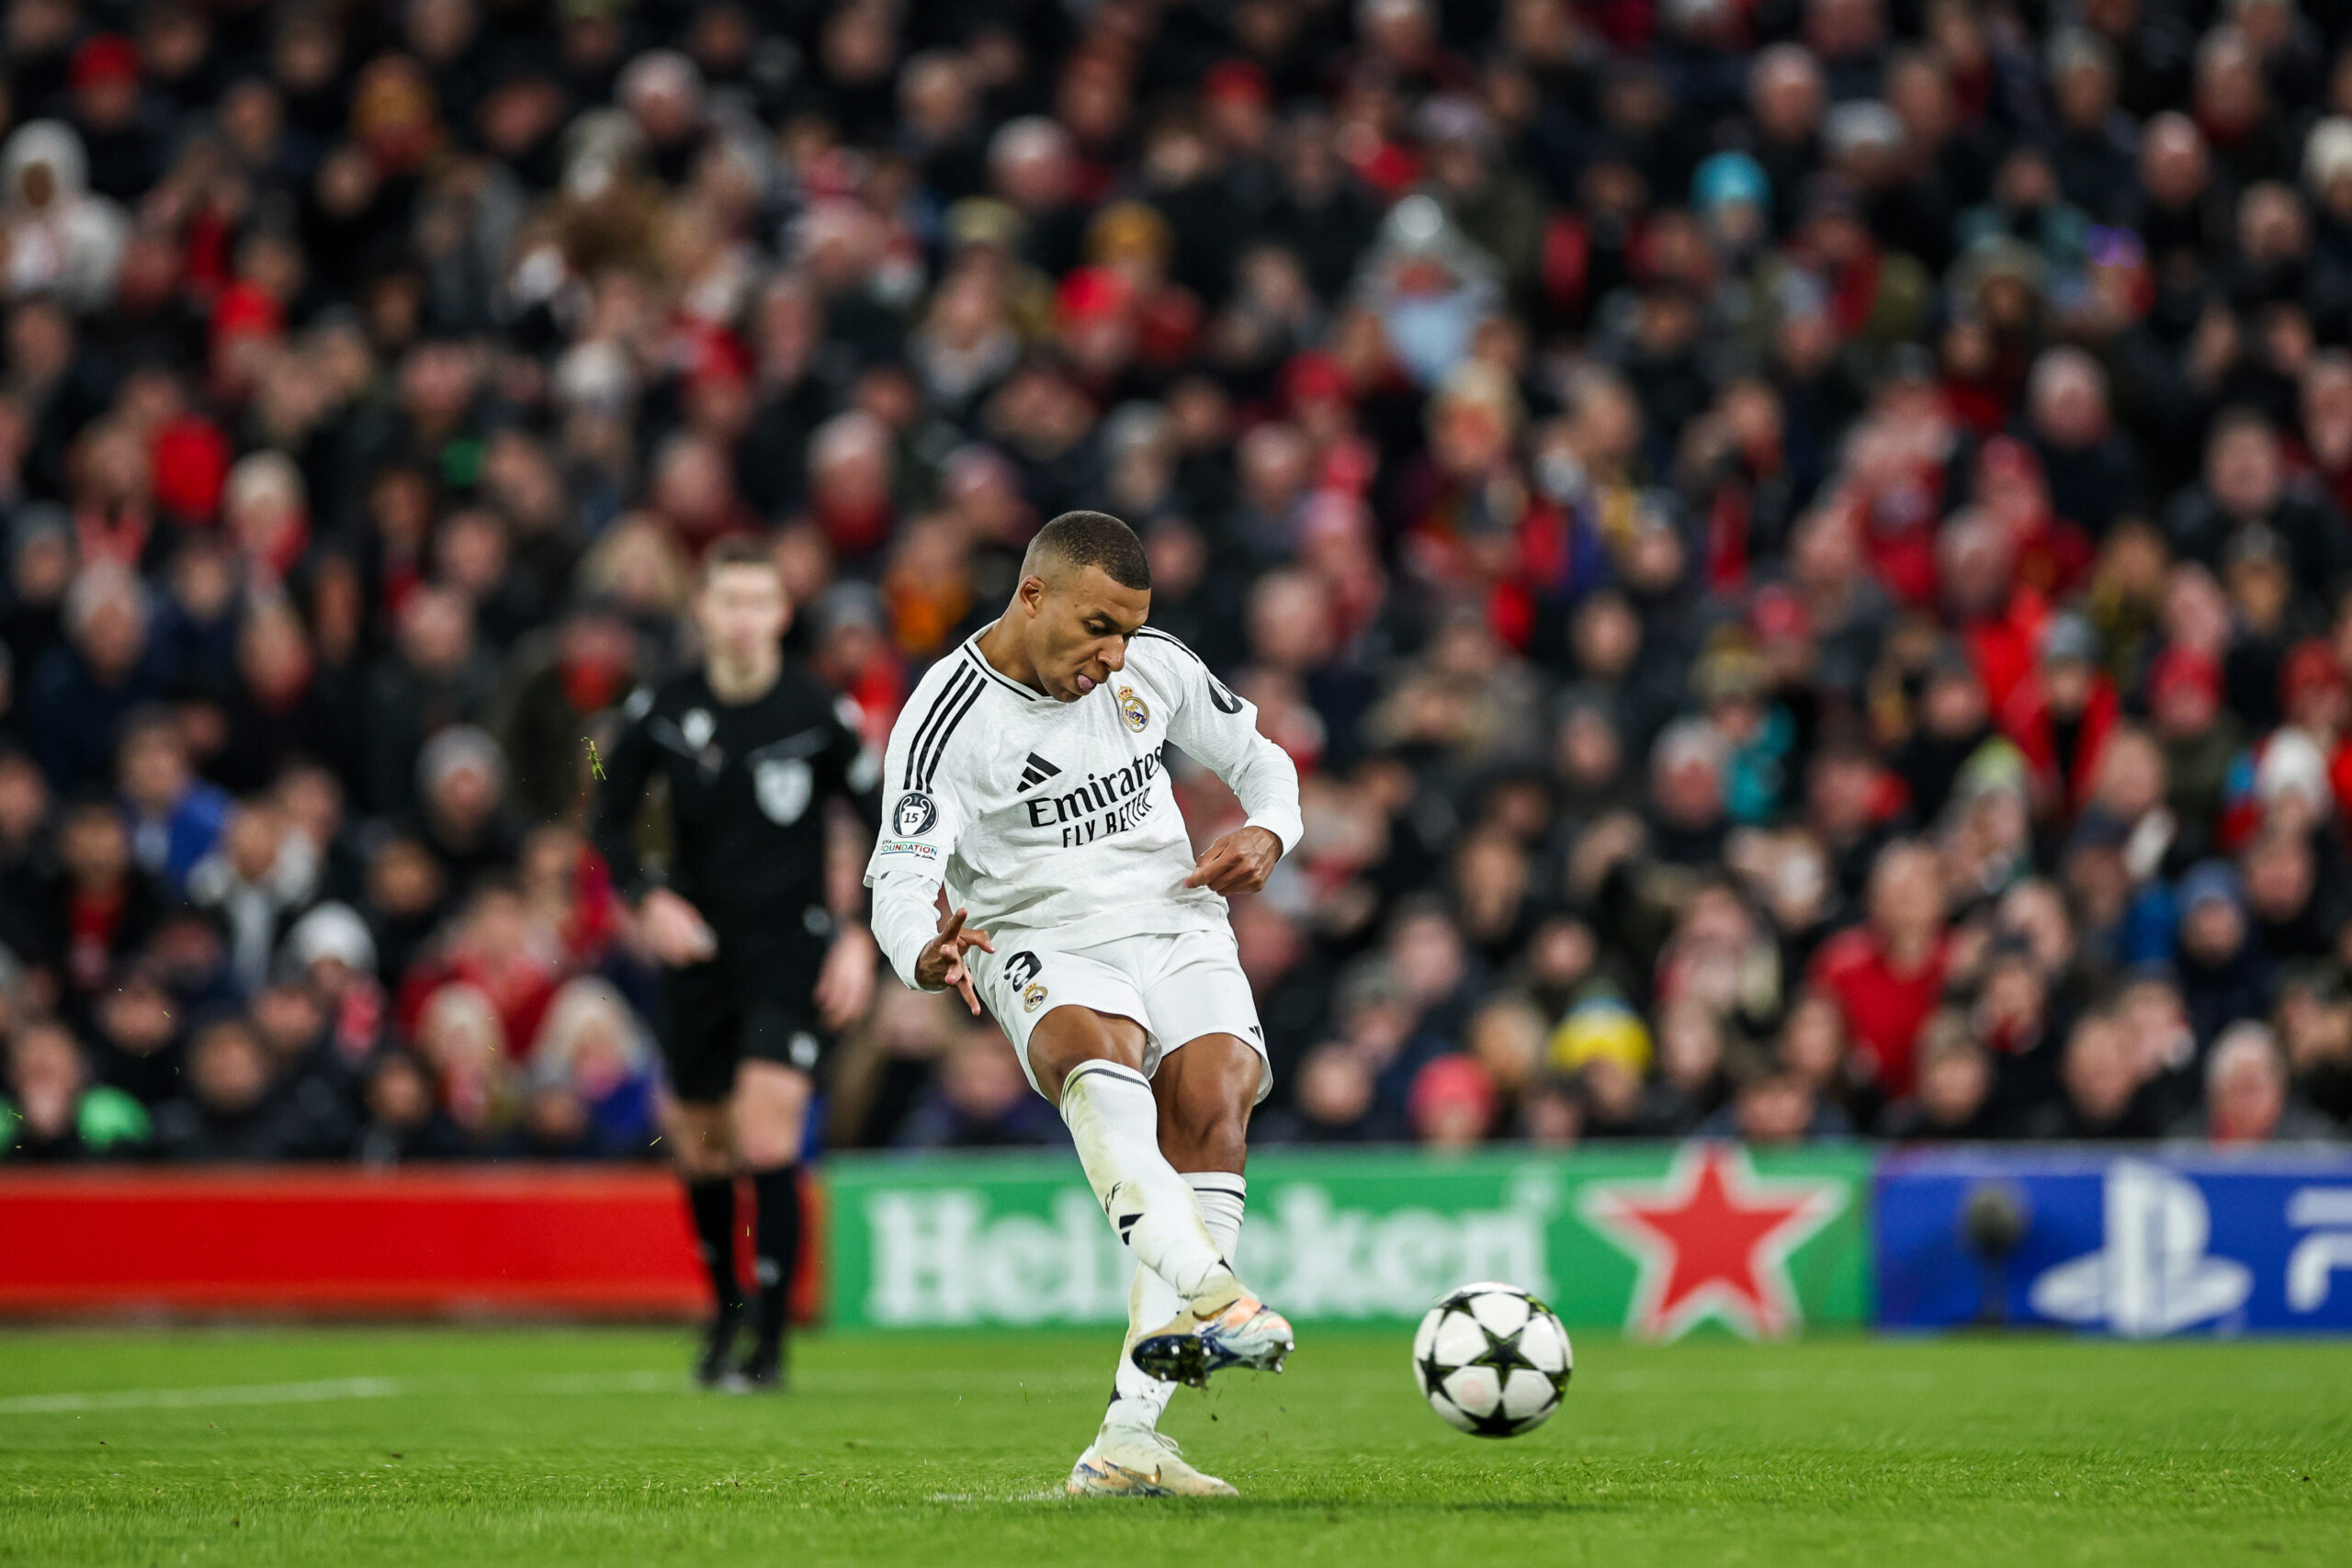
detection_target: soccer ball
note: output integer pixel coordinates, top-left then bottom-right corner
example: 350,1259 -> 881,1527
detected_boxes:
1411,1281 -> 1573,1438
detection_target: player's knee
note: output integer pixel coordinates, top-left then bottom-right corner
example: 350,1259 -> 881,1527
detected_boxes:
1027,1009 -> 1148,1101
666,1105 -> 733,1177
733,1104 -> 804,1168
731,1066 -> 808,1168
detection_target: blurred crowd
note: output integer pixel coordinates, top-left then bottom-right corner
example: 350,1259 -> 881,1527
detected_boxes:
6,0 -> 2352,1165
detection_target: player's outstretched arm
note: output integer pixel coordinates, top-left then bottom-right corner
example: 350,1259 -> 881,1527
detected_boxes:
864,665 -> 979,993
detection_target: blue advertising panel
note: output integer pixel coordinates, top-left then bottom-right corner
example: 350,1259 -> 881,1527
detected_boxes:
1875,1147 -> 2352,1336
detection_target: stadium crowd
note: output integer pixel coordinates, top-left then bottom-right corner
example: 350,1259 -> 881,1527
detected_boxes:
6,0 -> 2352,1164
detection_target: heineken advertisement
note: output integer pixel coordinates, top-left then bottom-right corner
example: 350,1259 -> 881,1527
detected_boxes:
825,1142 -> 1874,1341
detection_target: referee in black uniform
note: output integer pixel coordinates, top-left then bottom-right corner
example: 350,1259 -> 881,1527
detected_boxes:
592,536 -> 880,1389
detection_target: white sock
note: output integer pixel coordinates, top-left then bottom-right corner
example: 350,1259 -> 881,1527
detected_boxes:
1058,1064 -> 1237,1303
1105,1173 -> 1246,1433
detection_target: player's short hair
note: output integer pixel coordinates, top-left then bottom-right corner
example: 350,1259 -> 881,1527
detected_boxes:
699,534 -> 778,582
1024,510 -> 1151,592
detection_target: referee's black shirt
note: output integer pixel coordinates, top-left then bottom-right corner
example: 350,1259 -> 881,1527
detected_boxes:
591,665 -> 882,931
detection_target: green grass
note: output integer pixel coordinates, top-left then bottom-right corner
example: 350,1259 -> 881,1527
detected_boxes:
0,1326 -> 2346,1567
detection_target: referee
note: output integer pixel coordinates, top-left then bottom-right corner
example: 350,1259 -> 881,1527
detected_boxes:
592,536 -> 880,1389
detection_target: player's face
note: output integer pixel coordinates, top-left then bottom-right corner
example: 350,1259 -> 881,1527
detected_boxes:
695,564 -> 788,670
1024,564 -> 1148,702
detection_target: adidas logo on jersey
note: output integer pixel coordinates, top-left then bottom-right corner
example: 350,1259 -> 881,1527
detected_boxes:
1017,752 -> 1064,791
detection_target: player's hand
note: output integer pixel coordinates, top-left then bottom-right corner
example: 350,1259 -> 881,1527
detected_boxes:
916,906 -> 994,1015
638,888 -> 718,967
1184,826 -> 1283,897
814,922 -> 876,1031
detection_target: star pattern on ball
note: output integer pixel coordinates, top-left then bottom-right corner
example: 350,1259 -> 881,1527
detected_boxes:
1462,1404 -> 1531,1438
1466,1323 -> 1535,1375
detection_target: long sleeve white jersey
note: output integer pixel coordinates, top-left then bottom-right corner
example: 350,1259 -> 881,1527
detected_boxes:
864,624 -> 1304,992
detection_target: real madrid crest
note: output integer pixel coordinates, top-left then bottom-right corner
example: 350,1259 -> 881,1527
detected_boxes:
1023,982 -> 1049,1012
1117,685 -> 1149,732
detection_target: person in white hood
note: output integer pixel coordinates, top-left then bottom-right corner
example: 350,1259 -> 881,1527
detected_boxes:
1,120 -> 128,311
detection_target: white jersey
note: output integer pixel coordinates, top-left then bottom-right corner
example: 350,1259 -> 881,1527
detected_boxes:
864,623 -> 1304,992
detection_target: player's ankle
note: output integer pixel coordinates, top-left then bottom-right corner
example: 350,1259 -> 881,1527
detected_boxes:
1185,1269 -> 1244,1309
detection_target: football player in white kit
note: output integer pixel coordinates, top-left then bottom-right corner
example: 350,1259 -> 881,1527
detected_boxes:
865,510 -> 1302,1497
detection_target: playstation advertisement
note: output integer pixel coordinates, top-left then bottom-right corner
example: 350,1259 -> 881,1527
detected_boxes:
1874,1148 -> 2352,1336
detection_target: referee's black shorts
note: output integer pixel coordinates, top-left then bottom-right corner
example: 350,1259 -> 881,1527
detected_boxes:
660,921 -> 830,1104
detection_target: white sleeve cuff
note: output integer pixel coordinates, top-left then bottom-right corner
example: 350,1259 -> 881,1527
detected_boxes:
1243,809 -> 1302,859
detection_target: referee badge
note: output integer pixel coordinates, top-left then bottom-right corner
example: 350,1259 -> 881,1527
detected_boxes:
1117,685 -> 1149,732
754,757 -> 813,825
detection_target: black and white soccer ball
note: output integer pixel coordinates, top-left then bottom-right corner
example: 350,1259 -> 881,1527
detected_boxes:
1411,1281 -> 1573,1438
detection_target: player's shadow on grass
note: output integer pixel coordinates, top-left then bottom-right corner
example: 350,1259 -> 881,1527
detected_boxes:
1199,1499 -> 1623,1517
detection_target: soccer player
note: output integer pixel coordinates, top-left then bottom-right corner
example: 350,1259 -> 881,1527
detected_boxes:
592,537 -> 880,1390
866,510 -> 1303,1496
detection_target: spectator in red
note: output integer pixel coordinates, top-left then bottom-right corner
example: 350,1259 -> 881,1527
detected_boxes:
2001,612 -> 2119,822
1084,202 -> 1203,377
1973,434 -> 2092,600
1809,839 -> 1949,1100
1939,505 -> 2046,721
395,880 -> 560,1060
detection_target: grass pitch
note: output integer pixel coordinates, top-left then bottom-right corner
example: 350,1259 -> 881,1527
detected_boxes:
1,1325 -> 2346,1567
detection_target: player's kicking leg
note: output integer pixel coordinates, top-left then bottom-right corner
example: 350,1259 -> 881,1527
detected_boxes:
1030,1007 -> 1290,1394
1069,1032 -> 1262,1498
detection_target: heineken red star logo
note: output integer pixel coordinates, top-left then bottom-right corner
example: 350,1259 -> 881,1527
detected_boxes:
1579,1143 -> 1847,1342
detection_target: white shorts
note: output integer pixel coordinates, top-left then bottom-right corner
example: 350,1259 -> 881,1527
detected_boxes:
970,925 -> 1271,1104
